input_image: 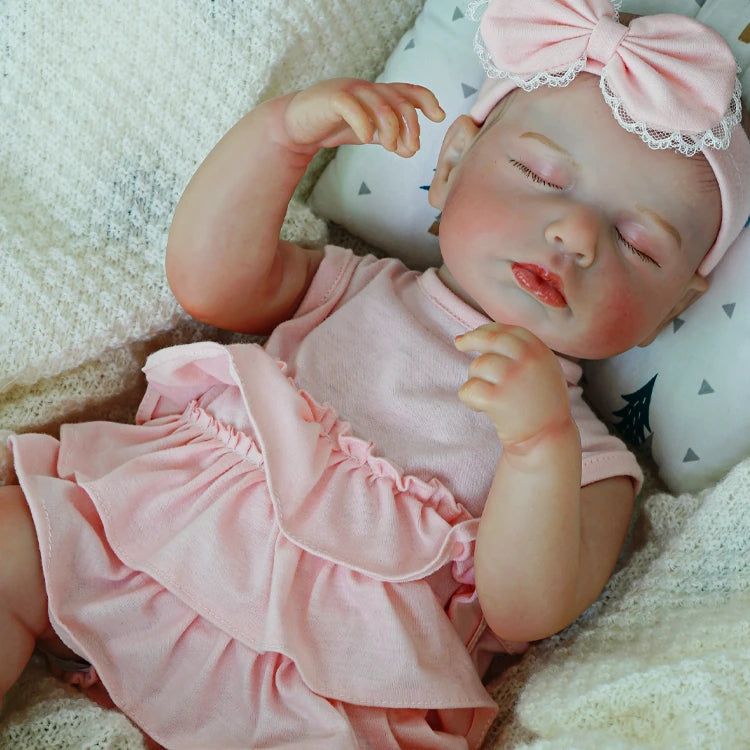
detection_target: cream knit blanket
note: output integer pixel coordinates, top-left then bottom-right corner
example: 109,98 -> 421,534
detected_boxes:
0,0 -> 421,479
484,455 -> 750,749
2,1 -> 750,747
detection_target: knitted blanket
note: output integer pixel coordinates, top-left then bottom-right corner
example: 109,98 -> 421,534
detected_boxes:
2,2 -> 750,747
484,455 -> 750,749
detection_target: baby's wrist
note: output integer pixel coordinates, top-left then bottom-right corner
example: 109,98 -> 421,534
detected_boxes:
264,93 -> 321,161
499,414 -> 579,461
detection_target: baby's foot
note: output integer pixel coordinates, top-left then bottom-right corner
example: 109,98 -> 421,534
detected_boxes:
39,649 -> 99,689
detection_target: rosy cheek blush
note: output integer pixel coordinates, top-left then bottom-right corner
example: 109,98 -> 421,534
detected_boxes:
589,291 -> 650,354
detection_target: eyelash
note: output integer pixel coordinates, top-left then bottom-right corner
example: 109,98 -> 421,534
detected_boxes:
615,228 -> 660,267
511,159 -> 661,268
510,159 -> 563,190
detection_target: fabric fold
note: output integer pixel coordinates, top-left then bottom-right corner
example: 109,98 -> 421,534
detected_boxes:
140,341 -> 482,582
11,341 -> 503,747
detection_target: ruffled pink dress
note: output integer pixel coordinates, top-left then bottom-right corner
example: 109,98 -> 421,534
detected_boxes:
10,247 -> 641,749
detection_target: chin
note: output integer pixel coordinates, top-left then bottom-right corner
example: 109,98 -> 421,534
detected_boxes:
517,330 -> 626,361
562,340 -> 639,361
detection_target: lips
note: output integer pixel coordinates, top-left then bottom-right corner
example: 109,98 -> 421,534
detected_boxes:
511,263 -> 567,308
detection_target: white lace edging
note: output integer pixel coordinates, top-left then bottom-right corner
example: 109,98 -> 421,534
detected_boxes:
473,34 -> 587,91
599,71 -> 744,156
468,0 -> 620,91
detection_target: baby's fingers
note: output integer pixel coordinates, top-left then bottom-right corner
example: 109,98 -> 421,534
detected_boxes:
340,82 -> 444,156
455,323 -> 537,358
357,85 -> 406,152
330,89 -> 378,145
458,376 -> 502,413
390,83 -> 445,124
466,351 -> 514,386
382,83 -> 446,156
331,86 -> 402,151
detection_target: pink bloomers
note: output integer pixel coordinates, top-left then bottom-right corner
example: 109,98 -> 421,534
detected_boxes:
11,341 -> 523,749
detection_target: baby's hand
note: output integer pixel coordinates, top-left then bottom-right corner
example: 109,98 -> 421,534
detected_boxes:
455,323 -> 572,449
283,78 -> 445,156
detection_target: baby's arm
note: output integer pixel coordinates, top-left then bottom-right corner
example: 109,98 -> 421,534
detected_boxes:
455,323 -> 635,643
166,79 -> 444,334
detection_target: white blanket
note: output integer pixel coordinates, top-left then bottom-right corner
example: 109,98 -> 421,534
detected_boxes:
0,0 -> 422,477
485,456 -> 750,748
2,2 -> 749,747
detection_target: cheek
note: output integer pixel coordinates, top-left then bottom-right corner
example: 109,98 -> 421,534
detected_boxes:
440,180 -> 516,262
438,186 -> 481,266
580,285 -> 656,357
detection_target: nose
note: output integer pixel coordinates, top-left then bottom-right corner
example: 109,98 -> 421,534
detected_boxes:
544,202 -> 601,268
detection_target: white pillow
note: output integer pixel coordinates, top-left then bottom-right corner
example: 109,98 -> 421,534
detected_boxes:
309,0 -> 750,493
583,227 -> 750,494
310,0 -> 484,269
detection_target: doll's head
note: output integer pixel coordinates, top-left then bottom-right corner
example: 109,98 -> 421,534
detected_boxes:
428,0 -> 750,360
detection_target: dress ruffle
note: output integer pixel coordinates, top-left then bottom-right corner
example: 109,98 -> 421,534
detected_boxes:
140,342 -> 481,583
11,341 -> 512,749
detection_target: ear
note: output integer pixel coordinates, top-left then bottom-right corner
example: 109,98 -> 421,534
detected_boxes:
638,273 -> 709,347
428,114 -> 481,210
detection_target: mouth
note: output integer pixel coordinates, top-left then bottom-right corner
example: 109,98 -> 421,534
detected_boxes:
511,263 -> 567,308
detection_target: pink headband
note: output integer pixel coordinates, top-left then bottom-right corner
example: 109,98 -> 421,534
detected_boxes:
468,0 -> 750,275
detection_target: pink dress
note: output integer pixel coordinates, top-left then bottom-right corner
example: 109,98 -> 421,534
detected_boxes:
10,247 -> 641,749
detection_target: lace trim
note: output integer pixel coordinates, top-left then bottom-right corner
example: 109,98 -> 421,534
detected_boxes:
468,0 -> 618,90
467,0 -> 741,155
599,71 -> 744,157
468,0 -> 593,90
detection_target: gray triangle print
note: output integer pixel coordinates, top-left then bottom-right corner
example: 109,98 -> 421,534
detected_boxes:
358,182 -> 371,196
698,380 -> 714,395
723,303 -> 735,319
683,448 -> 700,463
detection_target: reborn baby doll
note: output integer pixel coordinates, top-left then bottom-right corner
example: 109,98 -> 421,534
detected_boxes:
2,0 -> 749,747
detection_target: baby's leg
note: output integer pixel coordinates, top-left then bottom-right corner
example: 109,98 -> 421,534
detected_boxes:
0,484 -> 50,699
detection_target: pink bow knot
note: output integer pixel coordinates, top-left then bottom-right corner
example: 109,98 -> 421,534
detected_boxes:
586,15 -> 628,72
472,0 -> 742,151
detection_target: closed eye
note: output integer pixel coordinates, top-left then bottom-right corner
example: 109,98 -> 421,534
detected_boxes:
615,228 -> 661,267
510,159 -> 563,190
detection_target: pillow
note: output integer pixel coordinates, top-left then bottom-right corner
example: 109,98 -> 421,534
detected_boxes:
309,0 -> 750,493
583,227 -> 750,494
310,0 -> 484,269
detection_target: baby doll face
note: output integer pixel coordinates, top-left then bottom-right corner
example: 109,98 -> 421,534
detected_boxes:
429,74 -> 722,360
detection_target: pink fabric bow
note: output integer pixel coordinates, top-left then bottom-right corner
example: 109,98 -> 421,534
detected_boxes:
478,0 -> 737,134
